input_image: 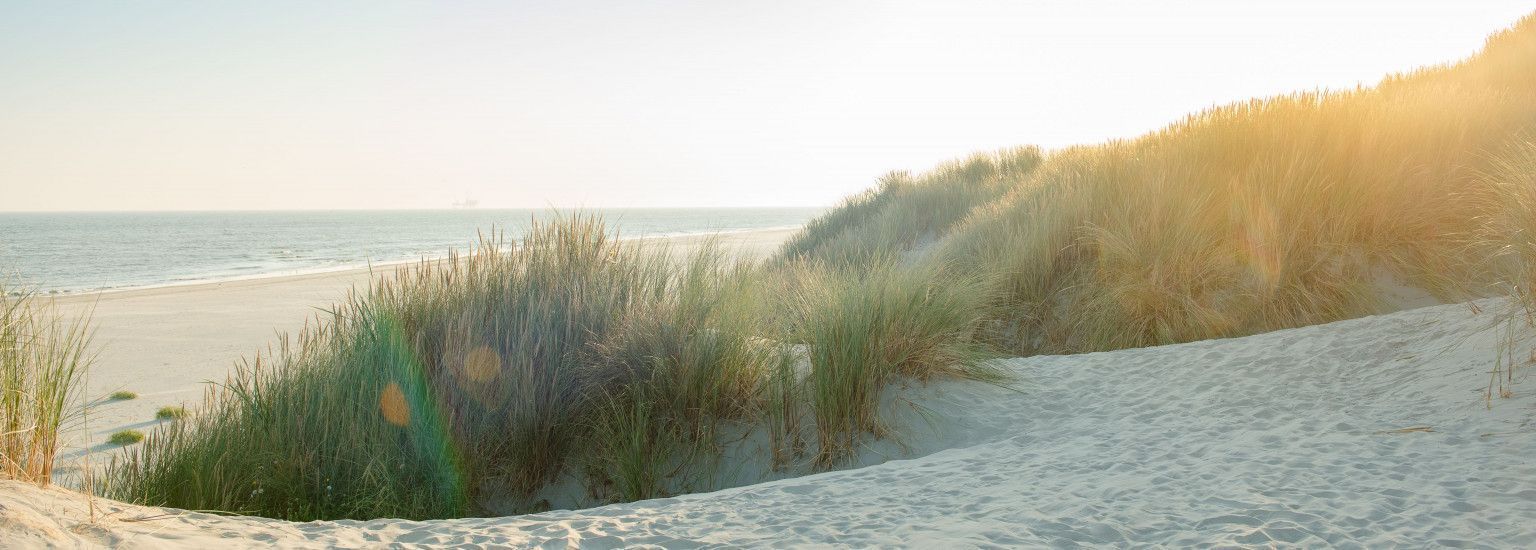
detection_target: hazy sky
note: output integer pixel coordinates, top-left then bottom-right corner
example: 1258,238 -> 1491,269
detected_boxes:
2,1 -> 1531,212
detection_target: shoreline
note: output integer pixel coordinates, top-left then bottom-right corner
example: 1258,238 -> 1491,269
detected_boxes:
47,226 -> 799,462
33,224 -> 805,299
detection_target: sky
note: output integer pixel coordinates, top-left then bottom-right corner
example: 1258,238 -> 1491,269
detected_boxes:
1,1 -> 1532,212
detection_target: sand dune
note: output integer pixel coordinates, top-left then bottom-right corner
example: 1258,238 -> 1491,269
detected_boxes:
44,227 -> 800,463
6,298 -> 1533,547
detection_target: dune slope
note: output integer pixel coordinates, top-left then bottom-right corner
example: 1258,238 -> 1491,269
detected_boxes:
781,13 -> 1536,356
4,299 -> 1533,548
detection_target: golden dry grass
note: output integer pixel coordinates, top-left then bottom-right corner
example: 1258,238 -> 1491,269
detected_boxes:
790,13 -> 1536,355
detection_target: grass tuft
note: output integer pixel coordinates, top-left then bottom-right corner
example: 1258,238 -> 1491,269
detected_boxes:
109,390 -> 138,401
786,260 -> 999,466
1,287 -> 93,486
109,430 -> 145,446
155,406 -> 189,420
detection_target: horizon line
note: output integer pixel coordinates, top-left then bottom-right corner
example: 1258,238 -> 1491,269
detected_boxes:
0,205 -> 831,215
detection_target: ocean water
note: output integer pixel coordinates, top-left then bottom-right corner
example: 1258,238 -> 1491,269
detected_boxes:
0,208 -> 822,294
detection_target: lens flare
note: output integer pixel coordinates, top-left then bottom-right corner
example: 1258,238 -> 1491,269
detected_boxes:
380,382 -> 411,426
1239,192 -> 1283,296
372,314 -> 466,509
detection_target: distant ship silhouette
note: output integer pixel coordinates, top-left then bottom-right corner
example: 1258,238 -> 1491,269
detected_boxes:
452,198 -> 479,209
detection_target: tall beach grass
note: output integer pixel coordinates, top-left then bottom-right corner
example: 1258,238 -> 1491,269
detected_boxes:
779,147 -> 1043,267
788,12 -> 1536,355
783,260 -> 999,466
104,218 -> 678,518
1478,138 -> 1536,302
1,288 -> 93,485
1474,138 -> 1536,403
103,216 -> 998,520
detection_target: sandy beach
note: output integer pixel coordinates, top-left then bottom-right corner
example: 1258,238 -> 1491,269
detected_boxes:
45,227 -> 799,464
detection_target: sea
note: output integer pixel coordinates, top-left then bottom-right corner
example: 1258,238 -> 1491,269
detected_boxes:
0,208 -> 823,294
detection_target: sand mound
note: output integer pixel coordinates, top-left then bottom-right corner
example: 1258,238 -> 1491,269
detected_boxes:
5,299 -> 1535,548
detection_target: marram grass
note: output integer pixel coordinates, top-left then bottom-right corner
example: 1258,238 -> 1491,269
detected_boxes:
0,287 -> 93,486
1477,138 -> 1536,301
103,216 -> 996,520
105,217 -> 663,519
1475,138 -> 1536,404
778,147 -> 1043,267
789,12 -> 1536,355
784,260 -> 1000,466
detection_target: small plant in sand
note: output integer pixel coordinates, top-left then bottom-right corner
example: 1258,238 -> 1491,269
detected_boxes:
109,430 -> 145,445
155,406 -> 189,420
109,390 -> 138,401
1,287 -> 93,486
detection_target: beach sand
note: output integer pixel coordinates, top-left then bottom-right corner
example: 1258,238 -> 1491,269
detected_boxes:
5,297 -> 1534,547
45,227 -> 799,463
